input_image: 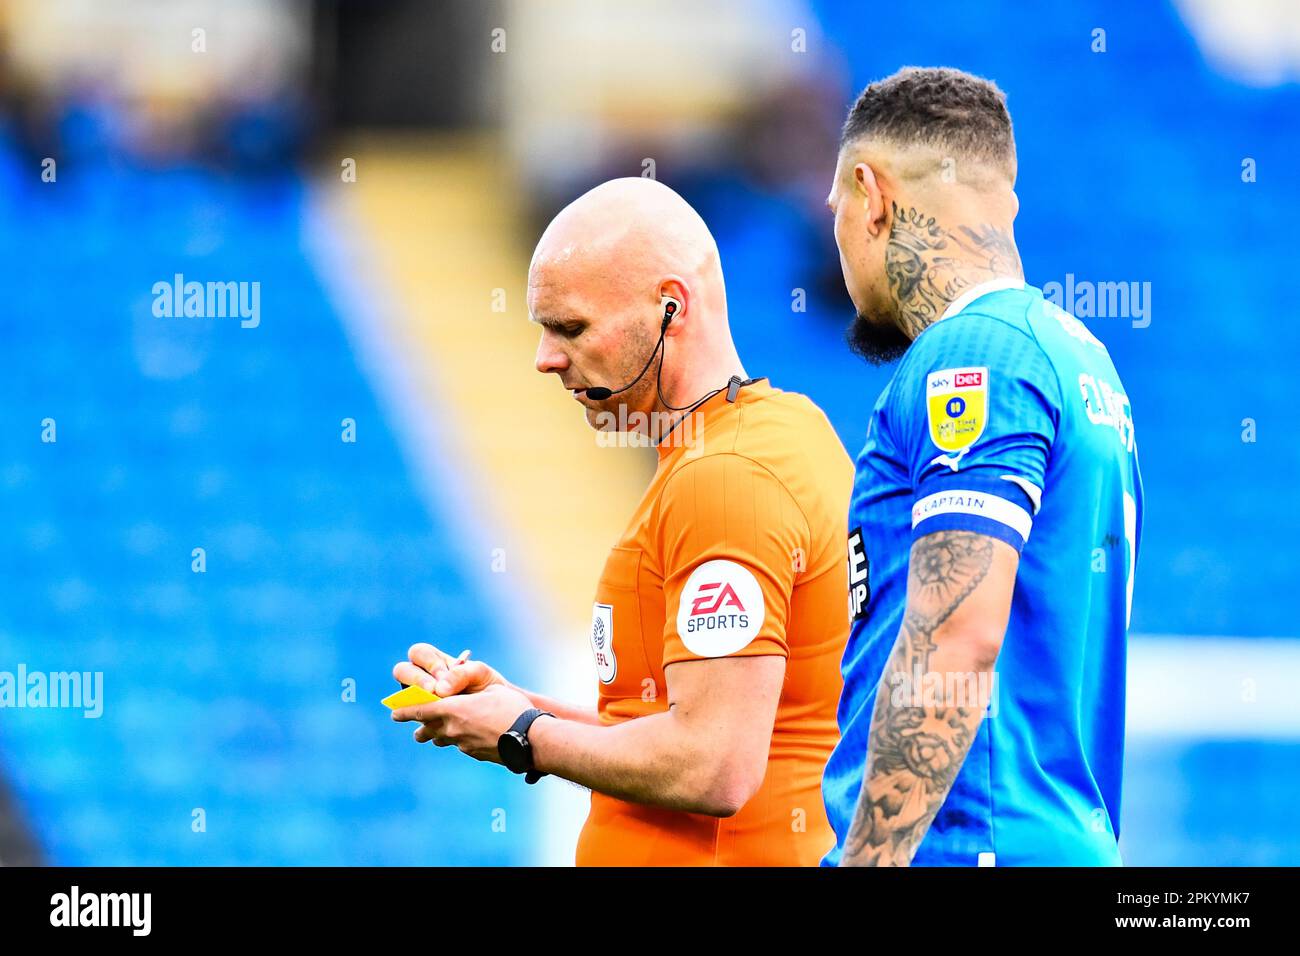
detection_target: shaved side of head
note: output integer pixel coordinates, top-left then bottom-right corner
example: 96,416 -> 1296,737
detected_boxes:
840,67 -> 1016,187
827,67 -> 1024,365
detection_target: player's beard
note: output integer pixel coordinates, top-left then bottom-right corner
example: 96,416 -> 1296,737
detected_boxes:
845,308 -> 911,366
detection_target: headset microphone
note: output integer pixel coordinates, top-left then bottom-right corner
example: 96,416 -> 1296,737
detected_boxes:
583,297 -> 678,401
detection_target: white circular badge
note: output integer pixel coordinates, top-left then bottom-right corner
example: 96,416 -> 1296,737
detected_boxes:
676,559 -> 765,658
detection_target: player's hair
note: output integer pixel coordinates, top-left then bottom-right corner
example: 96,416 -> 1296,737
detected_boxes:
840,66 -> 1016,180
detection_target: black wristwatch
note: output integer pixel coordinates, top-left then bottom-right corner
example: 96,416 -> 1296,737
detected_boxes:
498,708 -> 554,784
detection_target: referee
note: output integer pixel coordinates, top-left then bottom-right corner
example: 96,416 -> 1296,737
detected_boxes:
392,178 -> 852,865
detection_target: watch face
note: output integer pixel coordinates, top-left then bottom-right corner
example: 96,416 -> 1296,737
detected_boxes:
499,730 -> 529,774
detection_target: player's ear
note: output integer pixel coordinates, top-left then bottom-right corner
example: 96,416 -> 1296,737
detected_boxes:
853,161 -> 888,238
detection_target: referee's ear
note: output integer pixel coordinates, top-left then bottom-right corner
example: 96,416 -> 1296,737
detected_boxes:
658,278 -> 689,334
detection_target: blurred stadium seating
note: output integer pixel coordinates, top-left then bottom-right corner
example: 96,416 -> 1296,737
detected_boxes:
0,0 -> 1297,866
0,148 -> 555,864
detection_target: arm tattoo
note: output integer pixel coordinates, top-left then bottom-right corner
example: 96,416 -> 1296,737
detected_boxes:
841,531 -> 996,866
886,203 -> 1023,339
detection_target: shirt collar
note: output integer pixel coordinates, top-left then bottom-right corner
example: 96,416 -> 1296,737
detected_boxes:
655,377 -> 771,460
938,276 -> 1025,323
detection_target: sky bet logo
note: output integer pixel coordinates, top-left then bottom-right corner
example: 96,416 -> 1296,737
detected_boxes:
954,371 -> 983,387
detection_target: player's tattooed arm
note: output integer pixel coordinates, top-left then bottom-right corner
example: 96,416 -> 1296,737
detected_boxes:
885,203 -> 1023,339
841,530 -> 1016,867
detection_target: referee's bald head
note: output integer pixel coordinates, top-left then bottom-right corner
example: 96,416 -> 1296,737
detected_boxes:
529,177 -> 723,305
528,178 -> 739,431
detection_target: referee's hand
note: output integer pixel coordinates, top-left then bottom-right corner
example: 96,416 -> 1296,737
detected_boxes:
396,642 -> 504,697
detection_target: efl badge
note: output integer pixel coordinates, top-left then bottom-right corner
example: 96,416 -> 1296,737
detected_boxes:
590,603 -> 617,683
927,367 -> 988,454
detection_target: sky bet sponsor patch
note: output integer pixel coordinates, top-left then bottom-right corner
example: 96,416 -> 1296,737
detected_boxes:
927,366 -> 988,453
676,559 -> 764,657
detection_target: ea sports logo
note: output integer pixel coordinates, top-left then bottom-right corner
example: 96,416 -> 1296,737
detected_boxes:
689,581 -> 746,617
676,560 -> 765,658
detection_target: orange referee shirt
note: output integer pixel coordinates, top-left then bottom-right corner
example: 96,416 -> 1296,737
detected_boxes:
575,378 -> 852,866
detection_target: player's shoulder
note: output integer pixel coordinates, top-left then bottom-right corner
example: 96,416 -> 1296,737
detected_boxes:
898,287 -> 1060,387
909,288 -> 1038,357
1032,291 -> 1115,357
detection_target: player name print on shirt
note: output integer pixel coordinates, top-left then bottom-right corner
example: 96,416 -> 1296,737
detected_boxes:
590,602 -> 616,683
926,366 -> 988,470
847,526 -> 871,623
676,560 -> 765,657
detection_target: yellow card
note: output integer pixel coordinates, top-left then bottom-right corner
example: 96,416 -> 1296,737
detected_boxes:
382,684 -> 440,710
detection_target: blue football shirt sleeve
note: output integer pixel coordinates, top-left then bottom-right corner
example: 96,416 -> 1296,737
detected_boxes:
895,314 -> 1061,552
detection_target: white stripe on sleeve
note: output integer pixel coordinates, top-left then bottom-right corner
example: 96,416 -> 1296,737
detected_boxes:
911,489 -> 1034,541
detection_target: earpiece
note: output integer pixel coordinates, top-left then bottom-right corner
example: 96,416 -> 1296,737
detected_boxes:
660,295 -> 681,330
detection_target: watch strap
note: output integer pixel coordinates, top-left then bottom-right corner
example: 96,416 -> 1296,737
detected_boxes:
508,707 -> 551,738
505,708 -> 554,782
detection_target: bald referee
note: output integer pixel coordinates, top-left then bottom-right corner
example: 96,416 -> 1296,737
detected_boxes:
391,178 -> 852,866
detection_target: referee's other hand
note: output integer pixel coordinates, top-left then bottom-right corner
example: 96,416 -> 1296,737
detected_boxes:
399,643 -> 504,697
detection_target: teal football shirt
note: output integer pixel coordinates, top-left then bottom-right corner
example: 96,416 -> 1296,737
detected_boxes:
824,279 -> 1143,866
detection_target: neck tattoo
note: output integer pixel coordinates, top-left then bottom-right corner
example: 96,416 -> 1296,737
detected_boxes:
886,202 -> 1023,339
